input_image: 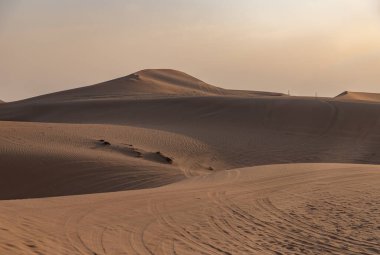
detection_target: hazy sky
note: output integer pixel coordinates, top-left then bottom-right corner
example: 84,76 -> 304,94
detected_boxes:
1,0 -> 380,101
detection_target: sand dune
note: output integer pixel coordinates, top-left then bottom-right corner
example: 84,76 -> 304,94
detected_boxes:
14,69 -> 283,104
0,69 -> 379,254
335,91 -> 380,103
0,70 -> 380,200
2,95 -> 380,137
2,118 -> 379,200
1,163 -> 379,255
0,71 -> 378,141
1,95 -> 380,199
0,121 -> 218,199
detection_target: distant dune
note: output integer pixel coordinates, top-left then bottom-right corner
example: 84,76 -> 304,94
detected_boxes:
16,69 -> 284,103
0,69 -> 379,254
335,91 -> 380,102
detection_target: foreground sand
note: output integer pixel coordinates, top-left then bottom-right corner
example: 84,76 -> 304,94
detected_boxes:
1,163 -> 379,255
1,70 -> 380,254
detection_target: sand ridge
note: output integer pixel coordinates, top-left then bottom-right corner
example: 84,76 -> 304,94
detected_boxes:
335,91 -> 380,103
10,69 -> 284,104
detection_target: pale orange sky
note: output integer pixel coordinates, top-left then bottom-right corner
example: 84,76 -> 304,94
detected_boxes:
1,0 -> 380,102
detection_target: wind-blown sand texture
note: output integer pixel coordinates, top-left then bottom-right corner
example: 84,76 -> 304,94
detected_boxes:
0,69 -> 379,254
1,164 -> 380,255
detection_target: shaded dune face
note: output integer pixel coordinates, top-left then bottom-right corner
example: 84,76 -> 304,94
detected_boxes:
0,122 -> 209,200
2,95 -> 380,135
1,96 -> 380,166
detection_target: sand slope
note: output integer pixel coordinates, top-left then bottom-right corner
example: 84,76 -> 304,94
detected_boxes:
1,70 -> 380,200
335,91 -> 380,103
1,96 -> 380,199
0,69 -> 380,254
2,95 -> 380,137
1,97 -> 380,164
14,69 -> 283,103
0,121 -> 221,199
1,163 -> 379,255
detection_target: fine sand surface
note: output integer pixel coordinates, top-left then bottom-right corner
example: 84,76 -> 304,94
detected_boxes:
0,69 -> 379,254
336,91 -> 380,103
1,164 -> 380,255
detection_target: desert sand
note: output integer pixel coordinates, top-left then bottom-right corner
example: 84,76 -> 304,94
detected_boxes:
336,91 -> 380,103
0,69 -> 379,254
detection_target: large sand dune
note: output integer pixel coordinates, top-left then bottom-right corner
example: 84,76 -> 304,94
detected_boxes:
1,96 -> 380,199
14,69 -> 283,104
0,69 -> 379,254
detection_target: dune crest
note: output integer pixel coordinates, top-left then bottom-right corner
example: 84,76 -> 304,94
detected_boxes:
335,91 -> 380,102
14,69 -> 284,103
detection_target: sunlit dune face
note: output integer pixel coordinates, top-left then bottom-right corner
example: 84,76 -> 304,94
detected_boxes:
1,0 -> 380,101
